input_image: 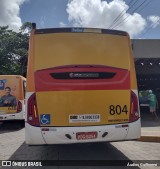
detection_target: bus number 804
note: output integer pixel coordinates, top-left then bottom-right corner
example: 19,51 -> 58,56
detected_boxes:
109,105 -> 128,115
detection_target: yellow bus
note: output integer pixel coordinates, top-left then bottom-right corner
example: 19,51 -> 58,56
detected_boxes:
25,23 -> 141,145
0,75 -> 26,121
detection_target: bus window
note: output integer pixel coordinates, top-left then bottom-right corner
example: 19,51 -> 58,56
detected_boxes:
25,24 -> 141,145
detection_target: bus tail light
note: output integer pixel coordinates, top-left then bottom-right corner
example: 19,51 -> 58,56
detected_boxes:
17,101 -> 22,113
129,91 -> 139,122
27,93 -> 40,126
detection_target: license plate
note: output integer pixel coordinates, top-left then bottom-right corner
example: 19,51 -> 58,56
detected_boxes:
76,132 -> 97,140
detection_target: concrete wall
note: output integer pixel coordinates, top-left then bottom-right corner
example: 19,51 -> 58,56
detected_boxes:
132,39 -> 160,58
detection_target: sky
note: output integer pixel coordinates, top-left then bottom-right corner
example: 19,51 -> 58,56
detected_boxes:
0,0 -> 160,39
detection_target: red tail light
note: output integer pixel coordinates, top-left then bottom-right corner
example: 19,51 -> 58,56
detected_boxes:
17,101 -> 22,113
129,91 -> 139,122
27,93 -> 40,126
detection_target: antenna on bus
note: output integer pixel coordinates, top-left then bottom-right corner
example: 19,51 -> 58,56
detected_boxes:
32,23 -> 36,29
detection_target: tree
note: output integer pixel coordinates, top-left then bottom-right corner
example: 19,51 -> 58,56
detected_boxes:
0,22 -> 31,76
20,22 -> 32,34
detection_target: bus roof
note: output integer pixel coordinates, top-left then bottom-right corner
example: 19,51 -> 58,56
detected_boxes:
34,27 -> 128,36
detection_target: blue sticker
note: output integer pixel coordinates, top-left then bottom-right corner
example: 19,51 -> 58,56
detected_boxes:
0,79 -> 6,90
40,114 -> 50,125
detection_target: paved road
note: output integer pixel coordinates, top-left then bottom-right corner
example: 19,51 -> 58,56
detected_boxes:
0,121 -> 160,169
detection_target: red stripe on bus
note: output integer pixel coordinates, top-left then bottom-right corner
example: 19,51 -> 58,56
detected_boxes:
34,66 -> 130,91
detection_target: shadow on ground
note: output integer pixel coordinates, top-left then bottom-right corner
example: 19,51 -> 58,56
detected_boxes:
0,121 -> 24,134
8,142 -> 140,169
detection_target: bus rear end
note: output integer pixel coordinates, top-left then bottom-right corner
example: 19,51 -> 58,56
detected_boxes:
25,26 -> 141,145
0,75 -> 26,121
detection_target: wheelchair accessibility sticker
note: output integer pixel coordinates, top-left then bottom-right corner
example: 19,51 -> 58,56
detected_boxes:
40,114 -> 50,125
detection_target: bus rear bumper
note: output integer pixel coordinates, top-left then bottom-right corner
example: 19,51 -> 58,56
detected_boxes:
0,111 -> 25,121
125,118 -> 141,140
25,122 -> 46,145
25,119 -> 141,145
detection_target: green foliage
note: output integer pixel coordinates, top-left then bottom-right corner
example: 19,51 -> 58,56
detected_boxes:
0,22 -> 31,76
20,22 -> 32,34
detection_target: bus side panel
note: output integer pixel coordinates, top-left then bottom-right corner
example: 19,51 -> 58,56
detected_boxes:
128,36 -> 141,138
26,29 -> 35,92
